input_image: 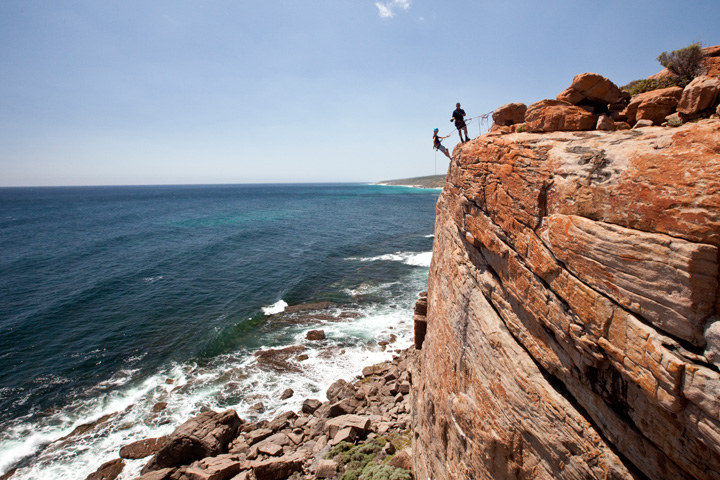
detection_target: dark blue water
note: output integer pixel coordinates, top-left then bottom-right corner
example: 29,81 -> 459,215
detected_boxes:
0,183 -> 438,478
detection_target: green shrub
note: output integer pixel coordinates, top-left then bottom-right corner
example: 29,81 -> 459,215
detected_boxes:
621,77 -> 683,96
359,463 -> 413,480
668,116 -> 683,127
329,435 -> 413,480
657,42 -> 706,86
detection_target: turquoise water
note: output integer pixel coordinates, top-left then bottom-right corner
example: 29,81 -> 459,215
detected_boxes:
0,183 -> 438,479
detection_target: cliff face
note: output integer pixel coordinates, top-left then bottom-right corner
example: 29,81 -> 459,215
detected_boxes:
412,119 -> 720,479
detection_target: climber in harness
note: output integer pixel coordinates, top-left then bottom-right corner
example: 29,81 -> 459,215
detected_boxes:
452,102 -> 471,143
433,128 -> 451,159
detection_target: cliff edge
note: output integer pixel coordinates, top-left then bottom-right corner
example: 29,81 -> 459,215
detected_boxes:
412,112 -> 720,478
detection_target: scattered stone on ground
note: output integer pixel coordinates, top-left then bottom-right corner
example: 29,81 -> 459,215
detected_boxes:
120,349 -> 416,480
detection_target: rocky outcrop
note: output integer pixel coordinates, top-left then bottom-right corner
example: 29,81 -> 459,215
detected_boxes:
678,76 -> 720,115
491,47 -> 720,134
412,119 -> 720,479
492,103 -> 527,127
623,86 -> 683,125
120,437 -> 167,459
557,72 -> 623,106
85,458 -> 125,480
141,409 -> 242,473
525,100 -> 596,133
110,351 -> 416,480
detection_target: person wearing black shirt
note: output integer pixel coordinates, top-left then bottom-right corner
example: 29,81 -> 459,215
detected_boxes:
433,128 -> 451,159
451,102 -> 471,143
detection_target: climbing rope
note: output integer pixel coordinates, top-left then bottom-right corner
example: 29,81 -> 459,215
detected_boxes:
432,110 -> 495,173
440,110 -> 495,139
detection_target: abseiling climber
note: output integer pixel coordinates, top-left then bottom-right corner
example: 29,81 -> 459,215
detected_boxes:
433,128 -> 452,159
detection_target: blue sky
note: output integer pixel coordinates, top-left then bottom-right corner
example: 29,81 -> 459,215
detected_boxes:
1,0 -> 718,186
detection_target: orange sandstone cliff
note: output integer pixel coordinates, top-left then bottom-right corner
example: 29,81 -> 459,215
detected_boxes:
411,115 -> 720,479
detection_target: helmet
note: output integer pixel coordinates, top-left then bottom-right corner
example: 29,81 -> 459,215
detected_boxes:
433,128 -> 439,132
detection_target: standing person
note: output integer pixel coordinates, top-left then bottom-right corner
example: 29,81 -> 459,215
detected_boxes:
451,102 -> 471,142
433,128 -> 451,159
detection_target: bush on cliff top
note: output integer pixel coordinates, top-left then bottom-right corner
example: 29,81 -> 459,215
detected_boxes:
622,43 -> 707,95
621,77 -> 682,96
657,42 -> 707,85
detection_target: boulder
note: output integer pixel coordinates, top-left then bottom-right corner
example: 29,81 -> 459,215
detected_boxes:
180,455 -> 244,480
525,100 -> 596,132
85,458 -> 124,480
615,121 -> 631,130
141,410 -> 242,473
623,86 -> 683,125
246,428 -> 273,446
258,442 -> 283,456
267,411 -> 297,432
301,398 -> 322,414
559,72 -> 622,105
287,430 -> 304,445
326,414 -> 371,439
120,437 -> 167,459
252,455 -> 303,480
489,124 -> 512,134
306,329 -> 325,341
316,459 -> 339,478
328,397 -> 360,417
254,346 -> 306,373
492,103 -> 527,126
678,76 -> 720,115
704,46 -> 720,76
133,468 -> 176,480
633,119 -> 654,128
388,448 -> 413,471
556,86 -> 585,105
279,388 -> 294,400
262,433 -> 291,447
326,379 -> 354,403
595,115 -> 616,131
330,427 -> 357,446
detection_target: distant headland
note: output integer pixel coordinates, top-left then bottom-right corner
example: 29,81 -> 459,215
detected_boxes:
374,175 -> 445,189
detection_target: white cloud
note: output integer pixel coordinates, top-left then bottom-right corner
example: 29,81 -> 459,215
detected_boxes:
375,0 -> 411,19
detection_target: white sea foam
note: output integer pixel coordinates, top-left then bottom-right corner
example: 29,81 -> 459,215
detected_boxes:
0,266 -> 429,479
346,251 -> 432,267
262,299 -> 288,315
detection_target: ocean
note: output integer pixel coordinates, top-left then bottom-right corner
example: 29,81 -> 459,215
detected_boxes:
0,183 -> 439,479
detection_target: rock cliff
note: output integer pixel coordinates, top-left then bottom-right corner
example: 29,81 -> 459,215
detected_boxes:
412,118 -> 720,479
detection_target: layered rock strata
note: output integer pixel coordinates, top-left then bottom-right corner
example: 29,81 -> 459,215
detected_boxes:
412,119 -> 720,479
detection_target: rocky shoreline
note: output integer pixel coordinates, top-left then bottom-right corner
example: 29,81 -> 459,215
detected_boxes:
83,348 -> 416,480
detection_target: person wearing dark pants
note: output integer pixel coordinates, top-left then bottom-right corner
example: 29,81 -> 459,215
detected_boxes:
452,102 -> 471,142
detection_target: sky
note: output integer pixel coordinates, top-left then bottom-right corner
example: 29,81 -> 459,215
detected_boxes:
0,0 -> 718,186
